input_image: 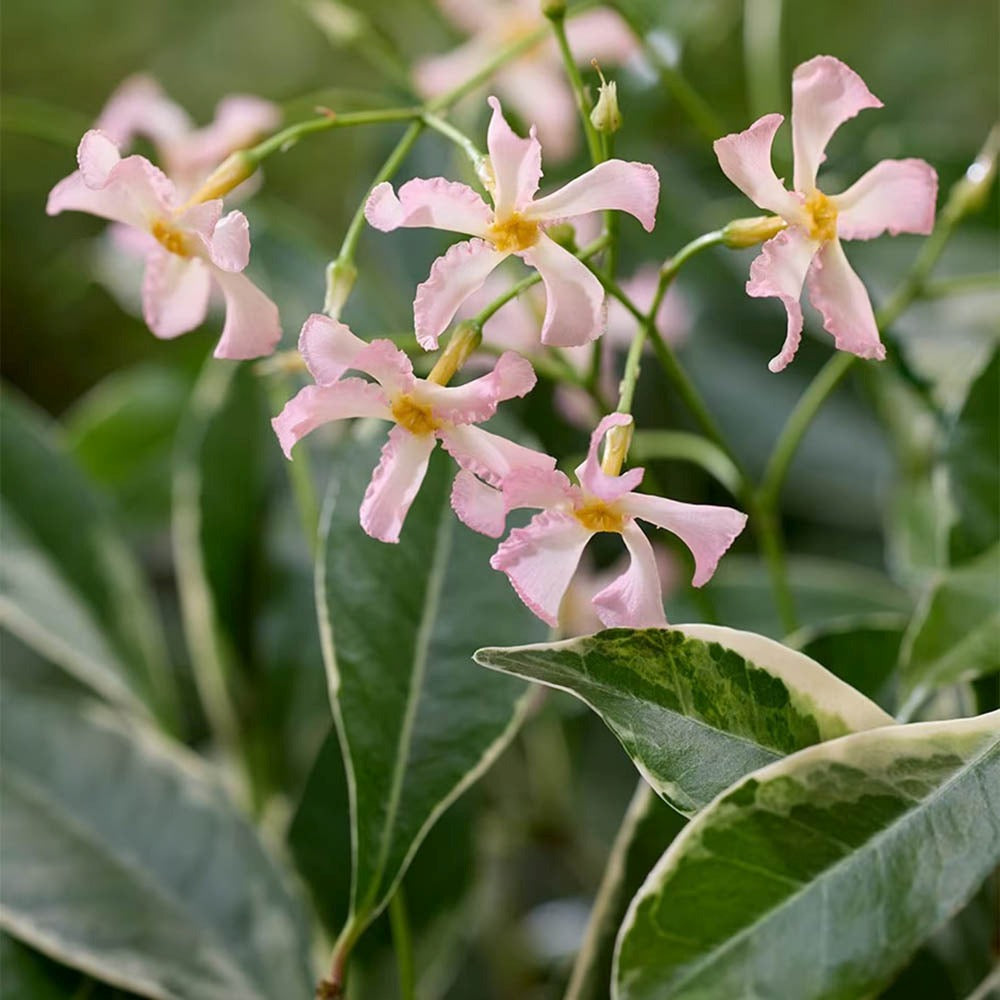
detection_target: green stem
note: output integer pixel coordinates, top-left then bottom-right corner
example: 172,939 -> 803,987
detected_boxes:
743,0 -> 785,121
389,889 -> 415,1000
920,272 -> 1000,298
545,9 -> 604,164
422,111 -> 487,176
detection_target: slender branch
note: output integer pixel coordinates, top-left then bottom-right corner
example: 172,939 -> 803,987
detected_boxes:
422,111 -> 487,176
545,7 -> 603,163
920,272 -> 1000,298
389,889 -> 415,1000
743,0 -> 785,122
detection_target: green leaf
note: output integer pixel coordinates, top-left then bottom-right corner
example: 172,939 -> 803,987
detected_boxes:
64,364 -> 193,529
791,613 -> 908,712
0,504 -> 144,712
613,711 -> 1000,1000
0,389 -> 176,728
0,684 -> 313,1000
317,434 -> 546,937
475,625 -> 892,815
946,349 -> 999,563
902,544 -> 1000,694
565,782 -> 687,1000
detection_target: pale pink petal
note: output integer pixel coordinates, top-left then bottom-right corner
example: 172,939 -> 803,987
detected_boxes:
746,228 -> 818,372
420,351 -> 536,423
486,95 -> 543,217
94,75 -> 192,150
272,379 -> 390,458
360,426 -> 437,543
623,493 -> 747,587
174,199 -> 222,246
833,159 -> 938,240
451,470 -> 507,538
576,413 -> 644,501
805,238 -> 884,361
413,239 -> 507,349
519,234 -> 605,347
431,0 -> 494,34
553,384 -> 601,430
437,423 -> 555,487
169,95 -> 280,174
495,63 -> 578,164
365,178 -> 492,236
298,313 -> 368,385
490,510 -> 594,626
592,521 -> 668,628
502,465 -> 577,511
351,339 -> 416,396
713,115 -> 804,220
109,221 -> 158,258
204,209 -> 250,272
414,36 -> 496,99
211,270 -> 283,360
791,56 -> 882,193
141,250 -> 212,339
527,160 -> 660,232
78,130 -> 123,187
565,9 -> 638,65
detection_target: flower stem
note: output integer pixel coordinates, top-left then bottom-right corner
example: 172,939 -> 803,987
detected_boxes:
545,7 -> 604,164
422,111 -> 488,178
743,0 -> 785,122
389,888 -> 415,1000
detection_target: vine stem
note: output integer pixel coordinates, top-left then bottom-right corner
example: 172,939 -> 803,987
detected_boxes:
389,888 -> 415,1000
545,7 -> 603,164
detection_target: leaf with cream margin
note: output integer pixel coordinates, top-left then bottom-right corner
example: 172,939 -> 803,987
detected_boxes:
475,625 -> 893,815
317,434 -> 547,949
613,711 -> 1000,1000
0,684 -> 314,1000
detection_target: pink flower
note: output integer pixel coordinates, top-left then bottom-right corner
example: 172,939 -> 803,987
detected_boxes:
414,0 -> 638,163
272,314 -> 552,543
365,96 -> 659,351
485,413 -> 747,628
95,75 -> 280,198
47,130 -> 282,360
714,55 -> 937,372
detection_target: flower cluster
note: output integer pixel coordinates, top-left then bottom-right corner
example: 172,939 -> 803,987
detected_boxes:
47,52 -> 938,631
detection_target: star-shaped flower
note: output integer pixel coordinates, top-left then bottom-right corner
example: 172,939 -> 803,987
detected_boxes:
365,96 -> 659,351
714,55 -> 937,371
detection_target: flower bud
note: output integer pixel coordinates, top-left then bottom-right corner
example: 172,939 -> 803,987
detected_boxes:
541,0 -> 566,18
324,257 -> 357,320
590,79 -> 622,135
601,417 -> 633,477
427,321 -> 482,385
721,215 -> 787,249
942,124 -> 999,223
187,151 -> 257,205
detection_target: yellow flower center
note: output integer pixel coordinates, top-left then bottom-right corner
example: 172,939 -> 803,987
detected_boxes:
803,190 -> 838,242
391,395 -> 440,436
487,212 -> 540,253
574,499 -> 625,534
151,219 -> 191,257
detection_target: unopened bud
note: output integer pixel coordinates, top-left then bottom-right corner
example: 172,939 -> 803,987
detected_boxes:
545,222 -> 577,251
188,151 -> 257,205
308,0 -> 365,44
324,257 -> 357,320
721,215 -> 787,249
541,0 -> 566,18
601,418 -> 633,477
427,321 -> 482,386
590,79 -> 622,135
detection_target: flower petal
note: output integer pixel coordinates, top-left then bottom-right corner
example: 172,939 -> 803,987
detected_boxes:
211,270 -> 283,360
360,426 -> 437,543
502,466 -> 577,512
576,412 -> 644,501
365,177 -> 492,236
413,239 -> 507,350
495,63 -> 578,164
805,238 -> 884,361
437,423 -> 555,487
623,493 -> 747,587
272,379 -> 390,459
204,209 -> 251,272
520,234 -> 605,347
565,9 -> 638,65
833,158 -> 938,240
451,470 -> 507,538
414,36 -> 495,99
592,521 -> 668,628
351,338 -> 416,396
713,114 -> 803,219
94,75 -> 191,150
490,510 -> 593,626
420,351 -> 536,424
430,0 -> 493,34
746,228 -> 818,372
486,95 -> 543,217
791,56 -> 882,193
527,160 -> 660,232
298,313 -> 368,385
141,250 -> 211,339
170,95 -> 280,175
